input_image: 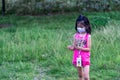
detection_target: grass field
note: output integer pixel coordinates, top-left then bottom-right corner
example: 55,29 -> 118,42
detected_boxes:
0,12 -> 120,80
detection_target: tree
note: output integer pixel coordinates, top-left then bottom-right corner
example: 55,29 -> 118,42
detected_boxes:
2,0 -> 5,15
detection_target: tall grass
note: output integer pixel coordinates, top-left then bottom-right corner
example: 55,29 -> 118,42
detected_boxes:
0,12 -> 120,80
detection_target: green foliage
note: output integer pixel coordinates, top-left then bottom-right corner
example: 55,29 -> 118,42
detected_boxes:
0,12 -> 120,80
2,0 -> 120,14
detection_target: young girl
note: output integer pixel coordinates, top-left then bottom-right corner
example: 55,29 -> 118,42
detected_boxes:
68,15 -> 91,80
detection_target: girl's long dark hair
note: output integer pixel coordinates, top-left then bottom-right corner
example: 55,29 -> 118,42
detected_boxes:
75,15 -> 91,34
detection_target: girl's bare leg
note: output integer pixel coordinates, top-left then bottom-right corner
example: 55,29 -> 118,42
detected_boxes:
83,65 -> 90,80
77,67 -> 83,80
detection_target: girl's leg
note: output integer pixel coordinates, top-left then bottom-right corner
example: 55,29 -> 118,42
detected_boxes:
83,65 -> 90,80
77,67 -> 83,80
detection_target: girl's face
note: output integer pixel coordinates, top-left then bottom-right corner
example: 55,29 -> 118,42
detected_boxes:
76,21 -> 86,33
77,21 -> 85,28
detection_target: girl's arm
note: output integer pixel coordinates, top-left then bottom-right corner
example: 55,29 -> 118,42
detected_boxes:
75,35 -> 91,51
67,45 -> 74,50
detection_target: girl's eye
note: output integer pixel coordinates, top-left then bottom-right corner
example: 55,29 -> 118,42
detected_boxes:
81,23 -> 84,25
77,22 -> 84,25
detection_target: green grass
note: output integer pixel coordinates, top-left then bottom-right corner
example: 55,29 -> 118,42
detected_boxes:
0,12 -> 120,80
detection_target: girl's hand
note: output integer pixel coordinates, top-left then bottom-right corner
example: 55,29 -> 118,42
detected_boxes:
75,46 -> 83,50
67,45 -> 74,50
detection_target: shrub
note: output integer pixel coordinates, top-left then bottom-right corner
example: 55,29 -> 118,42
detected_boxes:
3,0 -> 120,14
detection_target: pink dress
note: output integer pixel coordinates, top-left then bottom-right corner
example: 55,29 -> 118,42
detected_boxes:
72,33 -> 91,67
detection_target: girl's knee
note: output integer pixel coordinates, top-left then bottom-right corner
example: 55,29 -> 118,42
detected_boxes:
78,74 -> 83,78
84,74 -> 89,80
84,76 -> 89,80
